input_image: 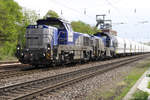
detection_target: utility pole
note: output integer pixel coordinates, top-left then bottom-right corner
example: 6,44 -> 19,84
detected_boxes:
61,10 -> 63,15
96,15 -> 112,30
96,14 -> 106,29
96,15 -> 118,36
84,8 -> 86,15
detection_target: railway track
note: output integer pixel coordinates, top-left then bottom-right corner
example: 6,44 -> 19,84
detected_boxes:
0,63 -> 75,80
0,68 -> 41,80
0,56 -> 129,80
0,61 -> 22,72
0,54 -> 148,100
0,60 -> 19,65
0,54 -> 145,80
0,64 -> 32,79
0,61 -> 20,68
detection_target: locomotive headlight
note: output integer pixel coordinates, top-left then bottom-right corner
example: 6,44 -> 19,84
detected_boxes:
47,47 -> 50,50
17,47 -> 20,50
21,53 -> 24,56
16,44 -> 21,50
47,44 -> 51,51
43,53 -> 46,56
30,53 -> 33,56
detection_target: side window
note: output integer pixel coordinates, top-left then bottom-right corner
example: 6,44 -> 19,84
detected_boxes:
68,24 -> 73,32
66,24 -> 69,31
65,24 -> 73,32
83,37 -> 89,46
67,24 -> 70,31
76,36 -> 80,46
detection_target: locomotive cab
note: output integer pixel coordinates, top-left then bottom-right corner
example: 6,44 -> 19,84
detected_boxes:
16,24 -> 58,65
37,17 -> 73,45
94,32 -> 117,57
37,18 -> 74,62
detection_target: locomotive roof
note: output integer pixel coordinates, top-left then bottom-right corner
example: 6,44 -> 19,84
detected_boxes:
37,17 -> 70,25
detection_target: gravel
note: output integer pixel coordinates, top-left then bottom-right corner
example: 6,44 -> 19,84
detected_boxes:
34,57 -> 150,100
0,57 -> 119,88
0,55 -> 149,100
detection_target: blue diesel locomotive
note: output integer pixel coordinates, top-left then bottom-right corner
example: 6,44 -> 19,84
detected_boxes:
16,17 -> 108,66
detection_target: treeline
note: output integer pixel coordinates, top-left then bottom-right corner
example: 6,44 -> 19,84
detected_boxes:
45,10 -> 98,34
71,21 -> 98,34
0,0 -> 98,60
0,0 -> 39,60
0,0 -> 23,60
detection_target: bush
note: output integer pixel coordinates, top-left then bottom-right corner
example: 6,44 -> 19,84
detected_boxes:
131,90 -> 149,100
0,41 -> 17,60
71,21 -> 98,34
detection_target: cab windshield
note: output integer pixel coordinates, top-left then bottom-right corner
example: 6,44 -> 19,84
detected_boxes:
37,18 -> 65,29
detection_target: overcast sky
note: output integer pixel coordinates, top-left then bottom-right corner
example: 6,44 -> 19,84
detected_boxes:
14,0 -> 150,42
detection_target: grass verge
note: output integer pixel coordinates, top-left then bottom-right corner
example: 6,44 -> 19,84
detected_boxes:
131,90 -> 148,100
114,59 -> 150,100
85,58 -> 150,100
0,55 -> 17,61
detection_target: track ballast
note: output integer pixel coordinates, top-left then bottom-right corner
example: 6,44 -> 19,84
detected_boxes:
0,54 -> 148,100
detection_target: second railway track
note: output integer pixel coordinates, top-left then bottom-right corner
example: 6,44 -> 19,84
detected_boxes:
0,65 -> 46,80
0,55 -> 136,80
0,54 -> 148,100
0,55 -> 144,80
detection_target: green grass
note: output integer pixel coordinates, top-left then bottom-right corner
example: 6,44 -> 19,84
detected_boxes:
0,41 -> 17,61
0,55 -> 17,61
114,60 -> 150,100
131,90 -> 148,100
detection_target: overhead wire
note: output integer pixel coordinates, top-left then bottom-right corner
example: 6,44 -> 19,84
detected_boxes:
49,0 -> 148,42
56,0 -> 96,20
49,0 -> 95,21
105,0 -> 142,41
105,0 -> 128,23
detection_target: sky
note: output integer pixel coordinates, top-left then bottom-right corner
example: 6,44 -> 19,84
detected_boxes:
14,0 -> 150,42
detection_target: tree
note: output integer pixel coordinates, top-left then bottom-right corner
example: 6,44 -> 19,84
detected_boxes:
44,10 -> 59,18
71,21 -> 98,34
18,8 -> 40,47
0,0 -> 23,59
0,0 -> 40,60
23,8 -> 40,25
44,10 -> 98,34
0,0 -> 23,41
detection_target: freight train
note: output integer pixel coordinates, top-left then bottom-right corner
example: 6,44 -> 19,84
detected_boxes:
15,17 -> 150,66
